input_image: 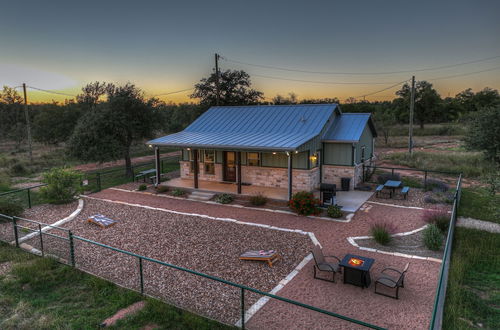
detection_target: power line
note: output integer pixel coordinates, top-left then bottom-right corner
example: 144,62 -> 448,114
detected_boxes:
353,79 -> 410,99
27,86 -> 77,97
152,87 -> 194,97
224,54 -> 500,76
426,66 -> 500,81
251,73 -> 403,85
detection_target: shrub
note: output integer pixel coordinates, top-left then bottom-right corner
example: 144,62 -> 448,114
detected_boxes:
155,185 -> 169,193
215,193 -> 233,204
171,188 -> 186,196
370,222 -> 396,245
401,176 -> 423,188
138,184 -> 147,191
0,201 -> 24,218
39,168 -> 83,204
425,179 -> 449,192
249,193 -> 267,206
424,194 -> 439,204
327,204 -> 343,218
423,224 -> 443,251
288,191 -> 321,216
377,172 -> 401,184
9,162 -> 28,176
423,210 -> 450,233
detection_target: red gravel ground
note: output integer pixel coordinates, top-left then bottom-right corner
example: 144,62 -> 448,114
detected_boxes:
87,189 -> 441,329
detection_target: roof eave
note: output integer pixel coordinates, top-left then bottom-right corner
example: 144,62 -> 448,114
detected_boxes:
148,142 -> 297,152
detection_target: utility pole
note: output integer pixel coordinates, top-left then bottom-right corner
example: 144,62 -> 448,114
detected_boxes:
22,83 -> 33,163
408,76 -> 415,155
215,53 -> 220,106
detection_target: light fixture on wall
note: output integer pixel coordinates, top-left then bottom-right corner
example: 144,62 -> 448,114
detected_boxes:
310,154 -> 318,162
187,148 -> 191,151
272,152 -> 277,155
148,144 -> 153,148
295,151 -> 299,154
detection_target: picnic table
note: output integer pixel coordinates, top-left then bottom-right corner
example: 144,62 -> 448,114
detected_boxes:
135,169 -> 156,182
384,180 -> 402,198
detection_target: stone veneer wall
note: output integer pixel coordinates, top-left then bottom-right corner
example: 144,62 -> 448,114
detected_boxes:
180,161 -> 320,192
322,158 -> 375,190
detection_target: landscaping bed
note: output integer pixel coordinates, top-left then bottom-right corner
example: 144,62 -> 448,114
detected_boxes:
38,197 -> 313,325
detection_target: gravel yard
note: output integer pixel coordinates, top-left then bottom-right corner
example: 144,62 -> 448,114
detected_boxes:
38,198 -> 313,324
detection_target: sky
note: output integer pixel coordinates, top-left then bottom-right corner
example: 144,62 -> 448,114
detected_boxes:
1,0 -> 499,104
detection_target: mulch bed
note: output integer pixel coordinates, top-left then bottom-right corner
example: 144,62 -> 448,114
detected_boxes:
355,230 -> 444,259
37,198 -> 313,325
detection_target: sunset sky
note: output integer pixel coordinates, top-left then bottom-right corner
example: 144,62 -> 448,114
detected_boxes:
1,0 -> 499,104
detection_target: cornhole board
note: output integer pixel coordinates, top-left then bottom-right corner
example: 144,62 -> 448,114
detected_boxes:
239,250 -> 281,267
87,214 -> 117,228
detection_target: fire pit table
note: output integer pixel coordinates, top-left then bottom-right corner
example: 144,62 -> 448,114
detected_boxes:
340,254 -> 375,288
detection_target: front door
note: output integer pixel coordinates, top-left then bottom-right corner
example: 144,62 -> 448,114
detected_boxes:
223,151 -> 236,182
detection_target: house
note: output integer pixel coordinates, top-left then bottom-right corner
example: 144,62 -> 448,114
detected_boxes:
147,104 -> 377,200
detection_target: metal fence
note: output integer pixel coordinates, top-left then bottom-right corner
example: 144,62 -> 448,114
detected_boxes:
0,156 -> 180,208
0,213 -> 385,329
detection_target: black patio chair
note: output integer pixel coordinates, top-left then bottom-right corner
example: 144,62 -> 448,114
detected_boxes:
311,246 -> 341,283
374,263 -> 409,299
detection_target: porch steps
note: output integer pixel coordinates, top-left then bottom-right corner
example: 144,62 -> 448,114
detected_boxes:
187,191 -> 216,201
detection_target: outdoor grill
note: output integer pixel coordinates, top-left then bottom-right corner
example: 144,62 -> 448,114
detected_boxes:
320,183 -> 336,206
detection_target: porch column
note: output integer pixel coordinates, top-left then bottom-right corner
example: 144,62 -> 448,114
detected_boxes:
193,149 -> 199,189
287,152 -> 293,200
154,146 -> 161,187
237,151 -> 242,194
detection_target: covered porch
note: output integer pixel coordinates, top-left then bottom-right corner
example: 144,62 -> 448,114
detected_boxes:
162,177 -> 373,212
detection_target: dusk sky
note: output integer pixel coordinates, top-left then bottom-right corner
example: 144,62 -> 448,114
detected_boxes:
1,0 -> 499,103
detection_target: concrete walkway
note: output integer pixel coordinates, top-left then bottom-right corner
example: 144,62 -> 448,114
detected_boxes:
457,217 -> 500,233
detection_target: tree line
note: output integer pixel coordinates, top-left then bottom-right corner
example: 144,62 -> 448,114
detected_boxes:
1,69 -> 499,172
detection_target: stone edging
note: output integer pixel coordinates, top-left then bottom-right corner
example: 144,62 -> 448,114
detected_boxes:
18,198 -> 85,244
108,188 -> 354,223
82,194 -> 319,326
346,225 -> 442,263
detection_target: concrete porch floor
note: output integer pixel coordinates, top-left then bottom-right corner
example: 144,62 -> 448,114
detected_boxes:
163,178 -> 373,212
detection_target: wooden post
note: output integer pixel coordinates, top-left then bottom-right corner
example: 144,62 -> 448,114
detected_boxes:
287,152 -> 293,201
154,146 -> 161,187
193,149 -> 199,189
237,151 -> 242,194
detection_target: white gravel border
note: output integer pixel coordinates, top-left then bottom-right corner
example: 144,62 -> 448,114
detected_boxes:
346,225 -> 442,263
17,199 -> 84,244
109,188 -> 355,223
367,201 -> 451,213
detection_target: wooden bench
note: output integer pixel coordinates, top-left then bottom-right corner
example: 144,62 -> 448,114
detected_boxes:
400,186 -> 410,199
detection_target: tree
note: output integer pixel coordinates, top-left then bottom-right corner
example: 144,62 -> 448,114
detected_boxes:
76,81 -> 111,108
272,92 -> 298,105
33,103 -> 83,145
69,84 -> 158,176
374,108 -> 397,145
0,86 -> 26,148
190,69 -> 263,106
456,87 -> 500,114
464,106 -> 500,166
395,81 -> 442,128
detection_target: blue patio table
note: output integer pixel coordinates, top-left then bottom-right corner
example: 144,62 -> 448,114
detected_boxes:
136,168 -> 157,182
384,180 -> 402,198
339,254 -> 375,288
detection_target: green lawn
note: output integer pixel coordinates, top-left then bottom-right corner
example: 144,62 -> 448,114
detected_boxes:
443,228 -> 500,329
458,187 -> 500,224
0,242 -> 231,329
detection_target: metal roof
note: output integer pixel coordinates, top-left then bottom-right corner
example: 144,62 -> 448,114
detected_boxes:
149,104 -> 338,150
322,113 -> 376,142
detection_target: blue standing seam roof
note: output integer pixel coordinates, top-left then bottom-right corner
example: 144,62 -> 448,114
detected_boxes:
148,104 -> 339,150
322,113 -> 373,142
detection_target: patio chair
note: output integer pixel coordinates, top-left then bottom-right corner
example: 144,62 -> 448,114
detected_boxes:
374,263 -> 409,299
311,246 -> 341,282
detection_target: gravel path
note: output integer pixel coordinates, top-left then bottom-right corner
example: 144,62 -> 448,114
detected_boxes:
86,189 -> 441,329
457,217 -> 500,233
39,198 -> 312,324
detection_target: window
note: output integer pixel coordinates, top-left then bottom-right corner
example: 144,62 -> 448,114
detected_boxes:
361,146 -> 366,162
247,152 -> 260,166
204,150 -> 215,175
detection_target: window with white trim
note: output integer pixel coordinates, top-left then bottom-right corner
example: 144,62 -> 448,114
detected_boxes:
204,150 -> 215,175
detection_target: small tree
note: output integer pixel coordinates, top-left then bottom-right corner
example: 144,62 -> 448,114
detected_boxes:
39,168 -> 83,204
464,106 -> 500,166
374,109 -> 397,145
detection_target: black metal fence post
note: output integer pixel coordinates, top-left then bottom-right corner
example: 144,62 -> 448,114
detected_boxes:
97,172 -> 101,192
362,164 -> 365,183
38,223 -> 44,257
424,171 -> 428,190
391,168 -> 394,177
12,216 -> 19,248
139,257 -> 144,294
240,287 -> 245,329
27,188 -> 32,209
69,230 -> 75,267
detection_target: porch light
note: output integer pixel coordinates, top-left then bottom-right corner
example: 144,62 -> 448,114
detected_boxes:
295,151 -> 298,154
148,144 -> 153,148
272,152 -> 277,155
187,148 -> 191,150
310,154 -> 317,162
